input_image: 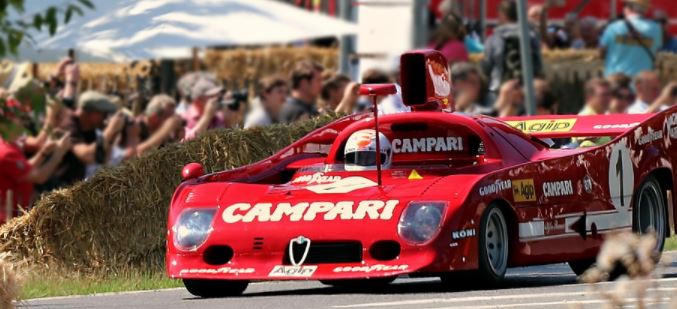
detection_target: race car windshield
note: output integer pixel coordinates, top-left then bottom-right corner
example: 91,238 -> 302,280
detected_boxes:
345,151 -> 386,167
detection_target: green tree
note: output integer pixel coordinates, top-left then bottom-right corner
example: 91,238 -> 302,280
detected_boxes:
0,0 -> 95,56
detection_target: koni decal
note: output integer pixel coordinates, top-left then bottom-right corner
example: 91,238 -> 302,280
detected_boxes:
222,200 -> 400,223
452,228 -> 476,240
392,137 -> 463,153
665,113 -> 677,139
542,180 -> 574,198
479,180 -> 511,196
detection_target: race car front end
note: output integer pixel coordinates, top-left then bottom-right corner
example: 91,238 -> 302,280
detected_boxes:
166,178 -> 473,284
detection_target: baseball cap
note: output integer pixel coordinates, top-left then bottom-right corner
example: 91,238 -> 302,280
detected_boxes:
190,78 -> 223,101
78,91 -> 119,114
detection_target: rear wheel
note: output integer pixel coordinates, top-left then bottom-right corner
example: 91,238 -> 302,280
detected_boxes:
183,279 -> 248,298
633,177 -> 667,253
477,205 -> 509,284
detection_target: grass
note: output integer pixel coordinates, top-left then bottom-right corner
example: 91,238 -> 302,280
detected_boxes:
665,236 -> 677,252
20,270 -> 182,300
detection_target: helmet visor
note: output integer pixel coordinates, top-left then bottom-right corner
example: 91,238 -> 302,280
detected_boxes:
345,151 -> 387,167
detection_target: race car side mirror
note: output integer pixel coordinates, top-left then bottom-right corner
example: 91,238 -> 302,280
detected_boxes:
359,84 -> 397,96
182,162 -> 204,181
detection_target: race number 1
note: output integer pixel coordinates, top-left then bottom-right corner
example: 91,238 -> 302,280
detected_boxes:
608,141 -> 634,210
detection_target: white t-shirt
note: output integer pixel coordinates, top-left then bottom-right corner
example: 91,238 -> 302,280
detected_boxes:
244,107 -> 273,129
378,84 -> 410,115
627,99 -> 667,114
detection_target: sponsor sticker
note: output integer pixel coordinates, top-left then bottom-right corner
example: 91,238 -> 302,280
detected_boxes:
507,119 -> 577,133
593,123 -> 640,130
634,127 -> 663,145
333,264 -> 408,273
544,218 -> 566,235
268,265 -> 317,278
512,179 -> 536,202
292,172 -> 342,185
479,180 -> 512,196
451,228 -> 476,240
667,113 -> 677,140
222,200 -> 400,223
583,175 -> 593,194
179,267 -> 255,275
392,137 -> 463,153
305,176 -> 378,194
542,180 -> 574,198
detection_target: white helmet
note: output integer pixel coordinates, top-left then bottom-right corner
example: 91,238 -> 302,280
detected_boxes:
344,129 -> 392,171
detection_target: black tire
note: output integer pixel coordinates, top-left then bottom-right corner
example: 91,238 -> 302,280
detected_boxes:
477,204 -> 509,285
568,259 -> 595,276
183,279 -> 248,298
632,177 -> 667,253
320,277 -> 396,288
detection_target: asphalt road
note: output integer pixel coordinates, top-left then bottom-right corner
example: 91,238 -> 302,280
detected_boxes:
21,252 -> 677,309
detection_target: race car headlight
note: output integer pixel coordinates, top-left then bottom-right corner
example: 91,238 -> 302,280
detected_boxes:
173,208 -> 217,251
398,202 -> 447,245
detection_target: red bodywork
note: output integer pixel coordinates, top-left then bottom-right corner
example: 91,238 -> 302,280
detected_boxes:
166,107 -> 677,281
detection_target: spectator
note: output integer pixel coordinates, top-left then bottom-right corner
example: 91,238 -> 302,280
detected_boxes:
123,94 -> 184,157
0,130 -> 71,220
319,73 -> 350,113
565,14 -> 586,49
579,17 -> 600,48
450,62 -> 492,115
493,79 -> 524,117
428,13 -> 469,65
628,70 -> 661,113
244,75 -> 289,129
579,78 -> 612,116
181,78 -> 224,140
654,10 -> 677,53
49,50 -> 80,109
41,91 -> 122,190
482,0 -> 543,102
599,0 -> 662,77
534,79 -> 558,115
607,73 -> 634,113
646,81 -> 677,113
577,79 -> 612,147
279,60 -> 323,123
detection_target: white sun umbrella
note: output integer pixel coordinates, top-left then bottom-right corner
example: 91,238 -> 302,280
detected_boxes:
35,0 -> 358,62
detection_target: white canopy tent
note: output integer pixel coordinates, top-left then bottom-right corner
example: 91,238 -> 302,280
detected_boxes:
16,0 -> 357,62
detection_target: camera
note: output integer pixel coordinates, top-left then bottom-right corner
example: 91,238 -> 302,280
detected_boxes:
221,90 -> 248,111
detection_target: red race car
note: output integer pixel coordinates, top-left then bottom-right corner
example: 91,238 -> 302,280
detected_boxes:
166,50 -> 677,297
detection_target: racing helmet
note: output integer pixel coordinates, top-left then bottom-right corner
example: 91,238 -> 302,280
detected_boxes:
344,129 -> 392,171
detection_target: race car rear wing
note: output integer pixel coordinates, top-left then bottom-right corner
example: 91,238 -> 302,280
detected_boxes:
499,113 -> 655,138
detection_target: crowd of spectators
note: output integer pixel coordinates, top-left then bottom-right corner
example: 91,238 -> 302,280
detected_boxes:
1,0 -> 677,220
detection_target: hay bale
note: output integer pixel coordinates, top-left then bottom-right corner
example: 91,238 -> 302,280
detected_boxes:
0,114 -> 340,273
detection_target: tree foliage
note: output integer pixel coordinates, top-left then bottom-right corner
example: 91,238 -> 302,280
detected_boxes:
0,0 -> 95,56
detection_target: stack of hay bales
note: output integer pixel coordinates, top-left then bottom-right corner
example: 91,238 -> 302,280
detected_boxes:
0,114 -> 340,273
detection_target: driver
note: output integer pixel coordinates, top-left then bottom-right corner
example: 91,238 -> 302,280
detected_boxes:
344,129 -> 392,171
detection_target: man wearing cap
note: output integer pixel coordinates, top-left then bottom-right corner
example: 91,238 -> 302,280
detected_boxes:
41,91 -> 125,189
180,78 -> 224,140
600,0 -> 663,77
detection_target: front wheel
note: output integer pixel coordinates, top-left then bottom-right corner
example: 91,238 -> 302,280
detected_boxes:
183,279 -> 249,298
633,177 -> 667,253
477,205 -> 509,285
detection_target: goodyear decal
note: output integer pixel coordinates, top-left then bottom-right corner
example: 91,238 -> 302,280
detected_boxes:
507,119 -> 577,133
512,179 -> 536,202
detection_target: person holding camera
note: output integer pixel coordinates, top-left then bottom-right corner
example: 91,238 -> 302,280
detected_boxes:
181,78 -> 225,140
49,50 -> 80,109
244,75 -> 288,129
40,91 -> 122,190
